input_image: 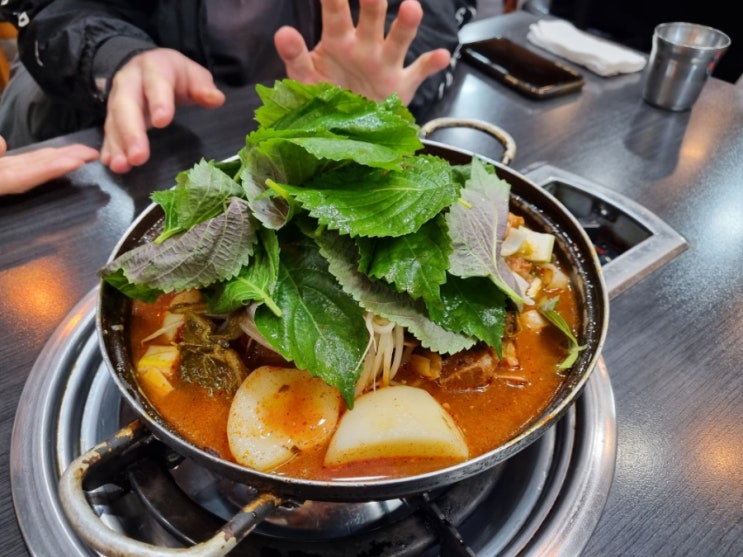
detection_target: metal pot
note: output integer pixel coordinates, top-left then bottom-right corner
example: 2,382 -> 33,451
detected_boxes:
59,119 -> 608,556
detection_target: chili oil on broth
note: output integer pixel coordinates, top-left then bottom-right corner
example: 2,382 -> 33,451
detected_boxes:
128,275 -> 578,481
129,295 -> 234,459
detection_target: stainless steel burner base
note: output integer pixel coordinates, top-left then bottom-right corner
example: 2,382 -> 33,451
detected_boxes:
11,289 -> 616,556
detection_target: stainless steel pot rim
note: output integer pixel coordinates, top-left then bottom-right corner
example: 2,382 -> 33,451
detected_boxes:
92,137 -> 608,500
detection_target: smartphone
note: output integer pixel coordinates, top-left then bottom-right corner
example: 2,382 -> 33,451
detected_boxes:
461,37 -> 585,99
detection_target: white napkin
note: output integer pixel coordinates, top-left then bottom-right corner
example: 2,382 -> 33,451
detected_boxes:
527,19 -> 647,77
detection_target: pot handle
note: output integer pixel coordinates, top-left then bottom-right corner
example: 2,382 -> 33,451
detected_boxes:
419,117 -> 517,166
58,419 -> 283,557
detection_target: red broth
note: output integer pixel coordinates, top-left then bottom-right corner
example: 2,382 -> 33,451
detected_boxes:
129,257 -> 578,480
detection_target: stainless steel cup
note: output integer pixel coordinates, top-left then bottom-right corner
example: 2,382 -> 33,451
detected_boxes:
641,22 -> 731,111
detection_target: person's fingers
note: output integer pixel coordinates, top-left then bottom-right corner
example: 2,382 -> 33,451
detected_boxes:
101,55 -> 157,171
383,0 -> 423,67
58,143 -> 100,163
356,0 -> 388,44
397,48 -> 451,102
407,48 -> 451,78
100,114 -> 133,172
0,144 -> 100,195
101,109 -> 147,173
180,61 -> 226,109
136,50 -> 224,128
42,145 -> 100,180
275,26 -> 317,83
0,135 -> 7,156
100,57 -> 144,170
319,0 -> 355,38
101,50 -> 224,174
102,135 -> 135,174
103,90 -> 150,171
189,83 -> 226,109
139,57 -> 177,129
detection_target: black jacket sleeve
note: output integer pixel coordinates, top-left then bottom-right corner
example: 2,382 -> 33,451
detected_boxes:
8,0 -> 161,109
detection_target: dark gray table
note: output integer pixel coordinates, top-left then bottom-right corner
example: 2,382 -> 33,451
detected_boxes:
2,11 -> 741,557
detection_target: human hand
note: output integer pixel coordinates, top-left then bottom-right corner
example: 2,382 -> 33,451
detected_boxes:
101,48 -> 226,174
0,136 -> 99,195
274,0 -> 451,105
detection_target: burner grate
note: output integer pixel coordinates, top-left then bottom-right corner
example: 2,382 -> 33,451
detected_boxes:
119,438 -> 503,555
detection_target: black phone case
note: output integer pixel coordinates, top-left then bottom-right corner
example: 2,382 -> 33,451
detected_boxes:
461,37 -> 585,99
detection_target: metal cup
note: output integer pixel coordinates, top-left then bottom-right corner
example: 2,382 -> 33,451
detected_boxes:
641,22 -> 731,111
